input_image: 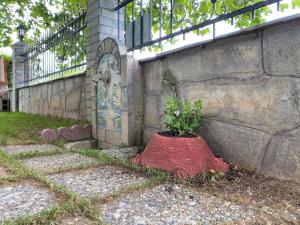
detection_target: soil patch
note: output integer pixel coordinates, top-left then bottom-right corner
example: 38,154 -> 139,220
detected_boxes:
54,216 -> 98,225
158,131 -> 197,138
0,166 -> 8,177
188,165 -> 300,223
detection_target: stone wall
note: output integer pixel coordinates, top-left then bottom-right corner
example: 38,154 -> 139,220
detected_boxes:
18,74 -> 86,120
140,16 -> 300,183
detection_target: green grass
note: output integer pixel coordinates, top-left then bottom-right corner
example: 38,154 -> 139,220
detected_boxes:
0,112 -> 87,146
12,148 -> 69,160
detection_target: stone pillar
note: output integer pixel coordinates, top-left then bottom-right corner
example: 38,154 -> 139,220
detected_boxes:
11,41 -> 26,112
86,0 -> 125,122
86,0 -> 124,139
86,0 -> 143,148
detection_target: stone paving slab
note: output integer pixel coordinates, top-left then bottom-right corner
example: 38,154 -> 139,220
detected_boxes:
101,184 -> 268,225
47,166 -> 146,198
3,144 -> 61,155
20,153 -> 98,173
64,140 -> 97,150
0,182 -> 56,223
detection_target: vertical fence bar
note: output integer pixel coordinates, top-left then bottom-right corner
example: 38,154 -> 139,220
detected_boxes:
30,51 -> 32,83
82,28 -> 85,70
47,31 -> 49,79
170,0 -> 173,43
45,33 -> 47,79
125,4 -> 127,45
42,34 -> 45,81
149,0 -> 152,39
76,26 -> 79,72
159,0 -> 162,46
71,27 -> 74,76
118,0 -> 120,40
45,34 -> 47,81
140,0 -> 143,45
52,32 -> 56,76
132,0 -> 135,48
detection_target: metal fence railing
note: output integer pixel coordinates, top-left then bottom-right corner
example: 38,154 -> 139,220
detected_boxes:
20,12 -> 87,87
115,0 -> 283,51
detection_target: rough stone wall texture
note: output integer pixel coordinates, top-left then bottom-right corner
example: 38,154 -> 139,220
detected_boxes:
141,17 -> 300,183
18,74 -> 86,120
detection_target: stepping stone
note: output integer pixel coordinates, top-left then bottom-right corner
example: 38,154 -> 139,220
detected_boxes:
64,140 -> 97,150
3,144 -> 61,156
0,166 -> 8,177
100,147 -> 140,161
47,166 -> 146,198
0,182 -> 56,223
100,184 -> 266,225
20,153 -> 98,173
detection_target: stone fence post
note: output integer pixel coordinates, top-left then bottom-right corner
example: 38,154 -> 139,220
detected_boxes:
86,0 -> 143,148
86,0 -> 125,121
11,41 -> 26,112
86,0 -> 124,140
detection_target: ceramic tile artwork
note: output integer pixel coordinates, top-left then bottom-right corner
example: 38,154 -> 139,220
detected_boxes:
96,54 -> 122,131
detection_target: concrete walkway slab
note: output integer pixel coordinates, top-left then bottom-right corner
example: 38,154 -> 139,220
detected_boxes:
47,166 -> 146,198
0,182 -> 56,223
20,153 -> 98,173
100,184 -> 268,225
3,144 -> 61,155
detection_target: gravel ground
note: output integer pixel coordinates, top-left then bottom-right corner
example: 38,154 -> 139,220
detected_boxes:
101,184 -> 268,225
47,166 -> 146,198
53,216 -> 98,225
3,144 -> 60,155
0,182 -> 56,223
20,153 -> 98,173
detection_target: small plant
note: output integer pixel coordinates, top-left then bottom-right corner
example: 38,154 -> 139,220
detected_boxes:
164,97 -> 204,137
118,143 -> 129,149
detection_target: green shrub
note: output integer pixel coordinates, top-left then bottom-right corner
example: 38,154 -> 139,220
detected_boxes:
164,97 -> 204,137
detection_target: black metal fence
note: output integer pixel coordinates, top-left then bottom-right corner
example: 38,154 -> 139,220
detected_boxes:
115,0 -> 283,51
21,12 -> 87,86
